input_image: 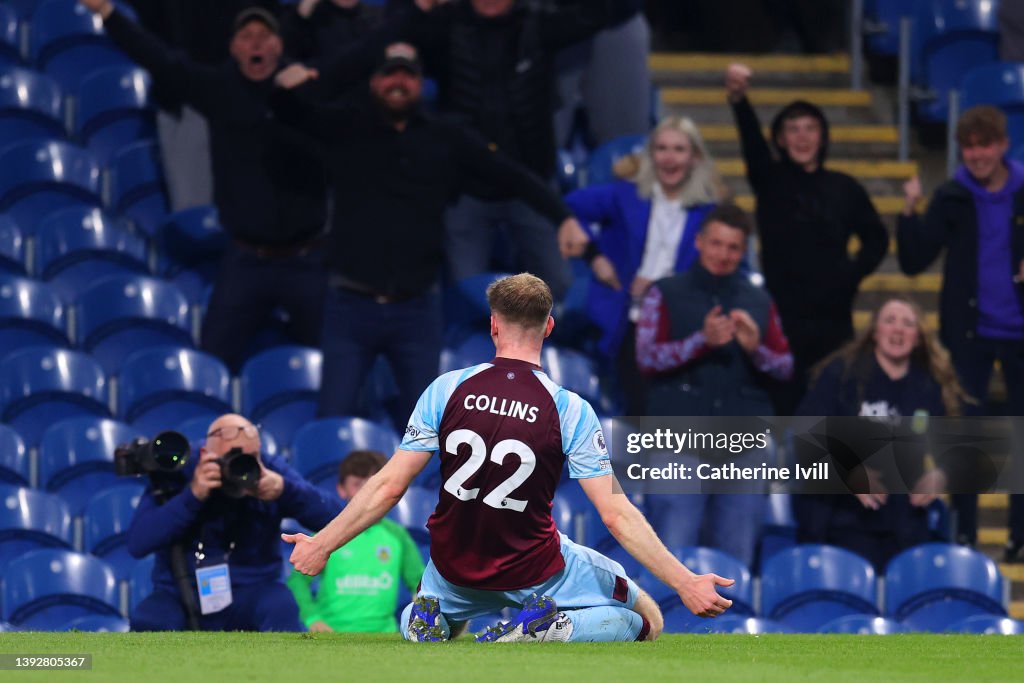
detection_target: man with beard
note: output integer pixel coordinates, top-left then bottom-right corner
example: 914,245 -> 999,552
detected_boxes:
79,1 -> 348,373
271,43 -> 585,429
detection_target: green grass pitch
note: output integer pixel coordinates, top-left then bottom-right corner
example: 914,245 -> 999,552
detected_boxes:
0,633 -> 1021,682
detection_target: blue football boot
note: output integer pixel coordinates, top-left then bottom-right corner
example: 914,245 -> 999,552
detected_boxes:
407,595 -> 447,642
475,593 -> 560,643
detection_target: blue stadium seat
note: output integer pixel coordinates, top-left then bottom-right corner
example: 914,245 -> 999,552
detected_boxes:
758,492 -> 797,569
950,615 -> 1024,635
291,417 -> 399,493
444,333 -> 495,372
862,0 -> 916,57
0,273 -> 70,351
38,416 -> 140,515
82,481 -> 146,581
0,67 -> 66,149
117,346 -> 232,436
885,542 -> 1006,631
240,345 -> 321,450
75,65 -> 154,164
0,4 -> 20,66
156,205 -> 225,275
0,214 -> 26,274
817,614 -> 909,634
660,546 -> 755,633
0,424 -> 29,485
2,548 -> 120,630
689,616 -> 796,634
960,62 -> 1024,145
62,614 -> 129,632
910,0 -> 1000,123
586,134 -> 646,186
109,140 -> 169,238
34,207 -> 149,302
7,0 -> 42,21
551,483 -> 611,550
75,274 -> 192,375
0,140 -> 101,229
129,552 -> 154,611
541,346 -> 604,409
761,545 -> 879,632
30,0 -> 135,91
388,486 -> 436,545
0,484 -> 72,576
443,272 -> 512,338
0,346 -> 109,446
556,149 -> 579,192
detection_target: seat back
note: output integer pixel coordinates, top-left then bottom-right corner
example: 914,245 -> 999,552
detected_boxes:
0,214 -> 26,274
0,273 -> 69,349
586,134 -> 647,186
0,484 -> 72,575
75,65 -> 153,163
117,346 -> 231,434
30,0 -> 135,89
38,416 -> 140,514
388,486 -> 436,544
817,614 -> 909,634
0,424 -> 29,485
541,346 -> 603,407
0,139 -> 101,228
82,480 -> 145,580
0,66 -> 66,146
75,274 -> 192,375
156,205 -> 224,273
2,548 -> 120,629
240,345 -> 321,448
291,417 -> 399,491
885,542 -> 1006,630
109,139 -> 169,237
960,61 -> 1024,143
761,544 -> 879,630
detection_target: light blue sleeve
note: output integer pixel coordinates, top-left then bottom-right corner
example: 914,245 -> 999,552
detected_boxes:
556,389 -> 612,479
399,365 -> 491,452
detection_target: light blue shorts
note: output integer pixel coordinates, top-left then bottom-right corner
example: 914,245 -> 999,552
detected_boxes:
416,532 -> 642,622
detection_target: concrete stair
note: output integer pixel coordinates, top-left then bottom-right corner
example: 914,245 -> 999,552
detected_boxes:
648,51 -> 1020,615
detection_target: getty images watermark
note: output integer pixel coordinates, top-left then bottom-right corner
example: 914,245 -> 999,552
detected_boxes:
603,416 -> 1024,496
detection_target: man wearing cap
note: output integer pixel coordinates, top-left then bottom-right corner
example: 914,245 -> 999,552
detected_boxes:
80,1 -> 372,372
271,42 -> 587,430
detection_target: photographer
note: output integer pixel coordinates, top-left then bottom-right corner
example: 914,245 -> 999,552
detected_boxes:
126,414 -> 342,631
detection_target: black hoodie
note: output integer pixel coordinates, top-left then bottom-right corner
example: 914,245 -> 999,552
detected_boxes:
730,95 -> 889,371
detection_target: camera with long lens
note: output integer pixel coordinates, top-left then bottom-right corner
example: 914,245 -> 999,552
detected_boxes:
216,447 -> 262,498
115,431 -> 191,476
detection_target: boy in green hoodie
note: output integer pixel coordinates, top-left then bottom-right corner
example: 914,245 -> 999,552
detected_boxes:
287,450 -> 425,632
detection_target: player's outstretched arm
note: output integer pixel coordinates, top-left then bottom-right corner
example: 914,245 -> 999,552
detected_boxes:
284,449 -> 432,575
578,475 -> 735,617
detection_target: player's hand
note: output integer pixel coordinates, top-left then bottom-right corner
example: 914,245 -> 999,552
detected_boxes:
190,449 -> 222,501
725,63 -> 752,103
297,0 -> 322,19
851,466 -> 888,509
730,309 -> 760,354
703,305 -> 735,348
275,63 -> 319,90
591,255 -> 622,291
902,176 -> 923,216
255,462 -> 284,501
309,620 -> 333,633
283,532 -> 330,576
558,217 -> 589,258
679,573 -> 734,618
80,0 -> 114,18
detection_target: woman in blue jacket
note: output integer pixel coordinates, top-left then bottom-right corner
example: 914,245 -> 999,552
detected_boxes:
564,116 -> 724,413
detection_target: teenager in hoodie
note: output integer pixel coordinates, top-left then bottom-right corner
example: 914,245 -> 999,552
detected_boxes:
898,105 -> 1024,560
725,64 -> 889,414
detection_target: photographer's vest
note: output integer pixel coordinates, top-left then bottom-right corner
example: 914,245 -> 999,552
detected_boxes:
647,266 -> 776,417
447,9 -> 555,177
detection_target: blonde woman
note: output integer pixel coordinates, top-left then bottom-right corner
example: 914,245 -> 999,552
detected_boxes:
561,116 -> 725,414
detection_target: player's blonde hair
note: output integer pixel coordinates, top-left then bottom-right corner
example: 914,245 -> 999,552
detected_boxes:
486,273 -> 552,331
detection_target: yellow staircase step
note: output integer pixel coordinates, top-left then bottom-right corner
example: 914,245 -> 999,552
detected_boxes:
859,272 -> 941,292
735,195 -> 906,215
1011,601 -> 1024,619
718,159 -> 917,179
1001,563 -> 1024,582
650,53 -> 851,73
699,124 -> 898,143
663,87 -> 872,107
980,527 -> 1010,545
854,311 -> 939,331
982,494 -> 1010,510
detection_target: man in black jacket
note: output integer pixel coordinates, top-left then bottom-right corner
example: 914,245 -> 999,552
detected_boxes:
899,105 -> 1024,557
724,63 -> 889,413
272,43 -> 586,428
81,1 -> 340,373
383,0 -> 614,300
